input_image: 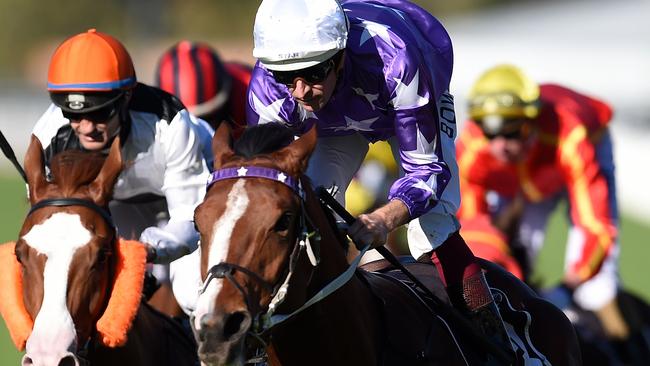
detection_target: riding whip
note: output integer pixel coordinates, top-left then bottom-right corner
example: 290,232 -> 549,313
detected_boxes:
0,130 -> 27,183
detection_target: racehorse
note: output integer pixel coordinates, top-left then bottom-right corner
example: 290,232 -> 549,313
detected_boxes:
0,136 -> 198,366
191,123 -> 582,366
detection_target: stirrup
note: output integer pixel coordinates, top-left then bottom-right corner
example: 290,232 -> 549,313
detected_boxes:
470,301 -> 515,365
460,273 -> 515,365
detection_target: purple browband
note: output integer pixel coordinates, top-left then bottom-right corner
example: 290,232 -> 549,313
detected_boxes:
206,166 -> 301,194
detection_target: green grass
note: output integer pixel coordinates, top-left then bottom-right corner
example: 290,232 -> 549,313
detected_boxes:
0,174 -> 648,364
0,174 -> 29,365
533,202 -> 650,301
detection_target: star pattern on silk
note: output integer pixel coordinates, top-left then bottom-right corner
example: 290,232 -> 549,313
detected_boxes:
358,19 -> 393,47
237,167 -> 248,176
352,87 -> 379,109
366,3 -> 407,21
251,91 -> 287,124
277,172 -> 287,183
390,70 -> 429,109
331,116 -> 379,132
413,180 -> 434,194
403,128 -> 436,160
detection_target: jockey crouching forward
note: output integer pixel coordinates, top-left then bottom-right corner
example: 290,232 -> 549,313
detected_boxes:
246,0 -> 514,358
32,29 -> 213,317
456,64 -> 627,340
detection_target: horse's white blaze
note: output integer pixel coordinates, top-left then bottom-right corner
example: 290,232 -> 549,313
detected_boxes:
22,212 -> 92,356
194,179 -> 249,331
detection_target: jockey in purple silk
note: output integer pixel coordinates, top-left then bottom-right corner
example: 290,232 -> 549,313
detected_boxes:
246,0 -> 514,358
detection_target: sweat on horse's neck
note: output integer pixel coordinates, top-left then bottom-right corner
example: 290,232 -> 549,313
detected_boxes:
22,212 -> 91,352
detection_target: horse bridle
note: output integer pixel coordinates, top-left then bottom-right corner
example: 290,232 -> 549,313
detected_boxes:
28,198 -> 115,229
27,197 -> 117,363
198,166 -> 320,361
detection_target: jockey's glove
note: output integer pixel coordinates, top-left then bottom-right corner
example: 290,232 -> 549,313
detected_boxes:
139,225 -> 194,264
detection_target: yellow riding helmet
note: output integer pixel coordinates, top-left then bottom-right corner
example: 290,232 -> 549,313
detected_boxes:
467,64 -> 540,121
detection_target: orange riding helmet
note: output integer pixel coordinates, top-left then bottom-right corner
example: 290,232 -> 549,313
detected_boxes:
47,29 -> 137,114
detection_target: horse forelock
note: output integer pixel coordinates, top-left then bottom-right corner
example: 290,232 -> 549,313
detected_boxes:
49,150 -> 106,195
233,123 -> 295,159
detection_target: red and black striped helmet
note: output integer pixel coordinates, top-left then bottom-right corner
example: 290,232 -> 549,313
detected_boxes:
155,41 -> 232,118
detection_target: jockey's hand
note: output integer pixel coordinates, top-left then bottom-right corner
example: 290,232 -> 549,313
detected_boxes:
563,272 -> 584,289
139,226 -> 191,264
348,211 -> 390,249
347,199 -> 410,249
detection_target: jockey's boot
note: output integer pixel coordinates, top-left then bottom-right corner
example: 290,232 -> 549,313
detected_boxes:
432,231 -> 514,364
456,271 -> 515,365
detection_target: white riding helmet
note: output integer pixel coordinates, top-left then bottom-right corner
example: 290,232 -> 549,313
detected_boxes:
253,0 -> 349,71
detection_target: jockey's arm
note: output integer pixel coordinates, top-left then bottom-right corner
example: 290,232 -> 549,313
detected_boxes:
348,199 -> 410,249
140,111 -> 211,264
560,125 -> 617,286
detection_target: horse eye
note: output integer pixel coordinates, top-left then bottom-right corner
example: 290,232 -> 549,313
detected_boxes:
93,249 -> 111,269
274,212 -> 294,233
14,244 -> 27,264
14,250 -> 23,264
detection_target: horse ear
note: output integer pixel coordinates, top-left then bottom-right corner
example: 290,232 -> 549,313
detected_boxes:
89,137 -> 122,206
212,121 -> 235,170
275,125 -> 317,175
23,135 -> 47,205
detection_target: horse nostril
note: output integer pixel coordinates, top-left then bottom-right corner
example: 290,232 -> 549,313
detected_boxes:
223,311 -> 251,340
21,356 -> 34,366
59,353 -> 79,366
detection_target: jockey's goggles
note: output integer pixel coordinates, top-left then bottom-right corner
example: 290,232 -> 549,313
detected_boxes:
479,116 -> 531,141
61,96 -> 125,122
271,57 -> 337,86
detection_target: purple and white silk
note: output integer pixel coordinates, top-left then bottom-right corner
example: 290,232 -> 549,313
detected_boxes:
206,166 -> 301,195
246,0 -> 459,219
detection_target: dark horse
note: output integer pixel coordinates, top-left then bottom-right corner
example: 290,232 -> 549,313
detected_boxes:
191,123 -> 582,366
0,136 -> 198,366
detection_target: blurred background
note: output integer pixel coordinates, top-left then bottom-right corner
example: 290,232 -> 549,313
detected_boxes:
0,0 -> 648,363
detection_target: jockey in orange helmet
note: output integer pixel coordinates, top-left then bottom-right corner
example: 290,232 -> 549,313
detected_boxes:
155,41 -> 252,139
33,29 -> 213,317
457,64 -> 627,339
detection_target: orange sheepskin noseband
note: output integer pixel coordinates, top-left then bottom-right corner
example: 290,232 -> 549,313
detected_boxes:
96,238 -> 147,347
0,239 -> 147,350
0,242 -> 33,351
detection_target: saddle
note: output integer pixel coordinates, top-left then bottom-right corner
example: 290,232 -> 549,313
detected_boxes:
357,256 -> 472,365
360,257 -> 559,365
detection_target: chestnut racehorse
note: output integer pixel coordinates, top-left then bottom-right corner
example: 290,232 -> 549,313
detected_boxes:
191,123 -> 582,366
0,136 -> 198,366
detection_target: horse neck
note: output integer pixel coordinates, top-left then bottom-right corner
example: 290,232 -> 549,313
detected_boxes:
301,182 -> 351,284
271,184 -> 383,365
87,304 -> 197,366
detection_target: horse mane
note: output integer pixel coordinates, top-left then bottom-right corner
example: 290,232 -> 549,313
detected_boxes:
232,124 -> 349,251
49,150 -> 107,194
233,123 -> 295,158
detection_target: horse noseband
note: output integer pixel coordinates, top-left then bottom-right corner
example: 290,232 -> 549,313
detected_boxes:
201,262 -> 275,311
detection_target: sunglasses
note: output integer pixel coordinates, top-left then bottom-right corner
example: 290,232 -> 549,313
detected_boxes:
62,102 -> 121,122
483,129 -> 525,141
271,58 -> 337,86
481,119 -> 531,141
